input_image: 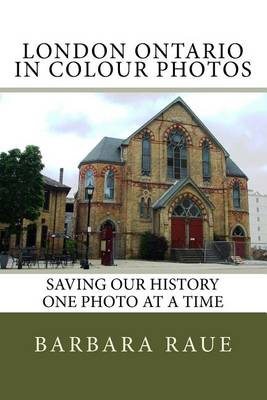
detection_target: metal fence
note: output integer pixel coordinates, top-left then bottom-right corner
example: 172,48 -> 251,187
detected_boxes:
203,240 -> 235,263
74,232 -> 126,260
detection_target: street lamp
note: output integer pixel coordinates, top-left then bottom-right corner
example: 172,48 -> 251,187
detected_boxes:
81,183 -> 94,269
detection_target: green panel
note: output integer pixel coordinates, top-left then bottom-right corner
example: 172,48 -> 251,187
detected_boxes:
0,313 -> 266,399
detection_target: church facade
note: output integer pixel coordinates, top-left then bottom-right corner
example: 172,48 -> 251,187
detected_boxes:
74,97 -> 250,260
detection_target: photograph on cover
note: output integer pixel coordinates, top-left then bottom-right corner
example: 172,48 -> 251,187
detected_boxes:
0,92 -> 266,273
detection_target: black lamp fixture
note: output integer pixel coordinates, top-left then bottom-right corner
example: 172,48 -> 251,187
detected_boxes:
86,183 -> 95,199
81,183 -> 95,269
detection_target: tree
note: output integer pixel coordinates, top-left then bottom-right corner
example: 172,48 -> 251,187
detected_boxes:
0,146 -> 44,266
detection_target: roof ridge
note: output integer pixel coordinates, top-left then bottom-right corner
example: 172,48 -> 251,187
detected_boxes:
78,136 -> 124,167
153,177 -> 214,210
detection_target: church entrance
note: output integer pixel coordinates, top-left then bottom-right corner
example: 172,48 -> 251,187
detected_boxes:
171,199 -> 203,249
100,220 -> 115,265
232,225 -> 245,258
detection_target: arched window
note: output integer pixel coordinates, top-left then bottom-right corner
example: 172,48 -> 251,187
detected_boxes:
85,169 -> 94,186
202,141 -> 211,181
167,130 -> 187,179
140,197 -> 145,217
232,225 -> 245,237
85,169 -> 94,199
104,170 -> 115,200
142,133 -> 151,176
172,198 -> 202,218
233,182 -> 241,209
140,197 -> 152,219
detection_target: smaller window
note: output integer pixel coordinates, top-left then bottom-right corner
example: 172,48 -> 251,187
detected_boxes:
140,198 -> 145,218
104,170 -> 115,200
232,225 -> 245,237
66,203 -> 74,212
258,226 -> 261,231
140,197 -> 152,219
257,217 -> 260,222
85,170 -> 95,200
41,225 -> 48,248
202,141 -> 211,181
258,235 -> 261,241
43,190 -> 50,211
256,198 -> 259,203
142,133 -> 151,176
257,207 -> 259,213
233,182 -> 241,209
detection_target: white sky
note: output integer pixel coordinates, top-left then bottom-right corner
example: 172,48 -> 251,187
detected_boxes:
0,92 -> 266,195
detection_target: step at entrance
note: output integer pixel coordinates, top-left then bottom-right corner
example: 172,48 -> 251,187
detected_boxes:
171,249 -> 204,263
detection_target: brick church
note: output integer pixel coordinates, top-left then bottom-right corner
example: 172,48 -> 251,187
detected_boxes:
74,97 -> 250,260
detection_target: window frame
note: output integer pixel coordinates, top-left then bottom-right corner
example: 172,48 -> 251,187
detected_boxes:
43,190 -> 50,211
167,130 -> 187,179
104,170 -> 115,201
233,182 -> 241,209
140,197 -> 152,219
202,141 -> 211,181
141,133 -> 151,176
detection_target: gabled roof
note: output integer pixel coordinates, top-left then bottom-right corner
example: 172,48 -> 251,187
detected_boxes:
122,96 -> 229,157
79,137 -> 123,167
226,158 -> 248,179
153,177 -> 215,210
78,98 -> 247,181
43,175 -> 70,192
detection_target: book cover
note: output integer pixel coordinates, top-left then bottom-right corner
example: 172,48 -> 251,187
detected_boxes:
0,1 -> 266,399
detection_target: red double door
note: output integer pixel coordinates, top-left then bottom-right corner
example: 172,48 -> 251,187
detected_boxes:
171,218 -> 203,249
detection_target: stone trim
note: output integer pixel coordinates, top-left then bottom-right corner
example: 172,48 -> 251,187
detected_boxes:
101,165 -> 120,177
199,137 -> 213,149
168,192 -> 208,221
135,128 -> 155,141
230,223 -> 248,237
79,164 -> 97,179
163,123 -> 193,146
228,178 -> 247,189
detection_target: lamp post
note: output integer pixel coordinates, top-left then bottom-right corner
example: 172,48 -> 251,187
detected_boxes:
82,183 -> 94,269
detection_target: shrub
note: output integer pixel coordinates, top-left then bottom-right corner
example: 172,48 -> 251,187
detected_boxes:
139,232 -> 168,260
65,239 -> 77,256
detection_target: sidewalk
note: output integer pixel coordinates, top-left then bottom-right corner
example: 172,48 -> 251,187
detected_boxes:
1,258 -> 267,274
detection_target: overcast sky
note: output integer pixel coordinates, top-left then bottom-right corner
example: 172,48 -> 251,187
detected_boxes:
0,92 -> 266,195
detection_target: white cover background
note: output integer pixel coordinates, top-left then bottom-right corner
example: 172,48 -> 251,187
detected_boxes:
0,0 -> 266,88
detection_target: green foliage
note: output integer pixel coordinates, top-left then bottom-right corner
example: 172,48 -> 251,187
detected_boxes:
139,231 -> 168,260
0,145 -> 44,229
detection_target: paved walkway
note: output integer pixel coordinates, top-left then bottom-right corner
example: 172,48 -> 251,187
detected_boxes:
1,259 -> 267,274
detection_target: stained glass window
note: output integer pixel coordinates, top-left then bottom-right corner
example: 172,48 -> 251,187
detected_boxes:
233,182 -> 241,209
167,131 -> 187,179
202,141 -> 211,181
142,133 -> 151,176
104,170 -> 115,200
172,199 -> 201,217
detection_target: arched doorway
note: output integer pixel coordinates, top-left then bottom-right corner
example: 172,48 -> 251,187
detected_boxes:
100,220 -> 116,265
232,225 -> 246,258
171,198 -> 203,249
